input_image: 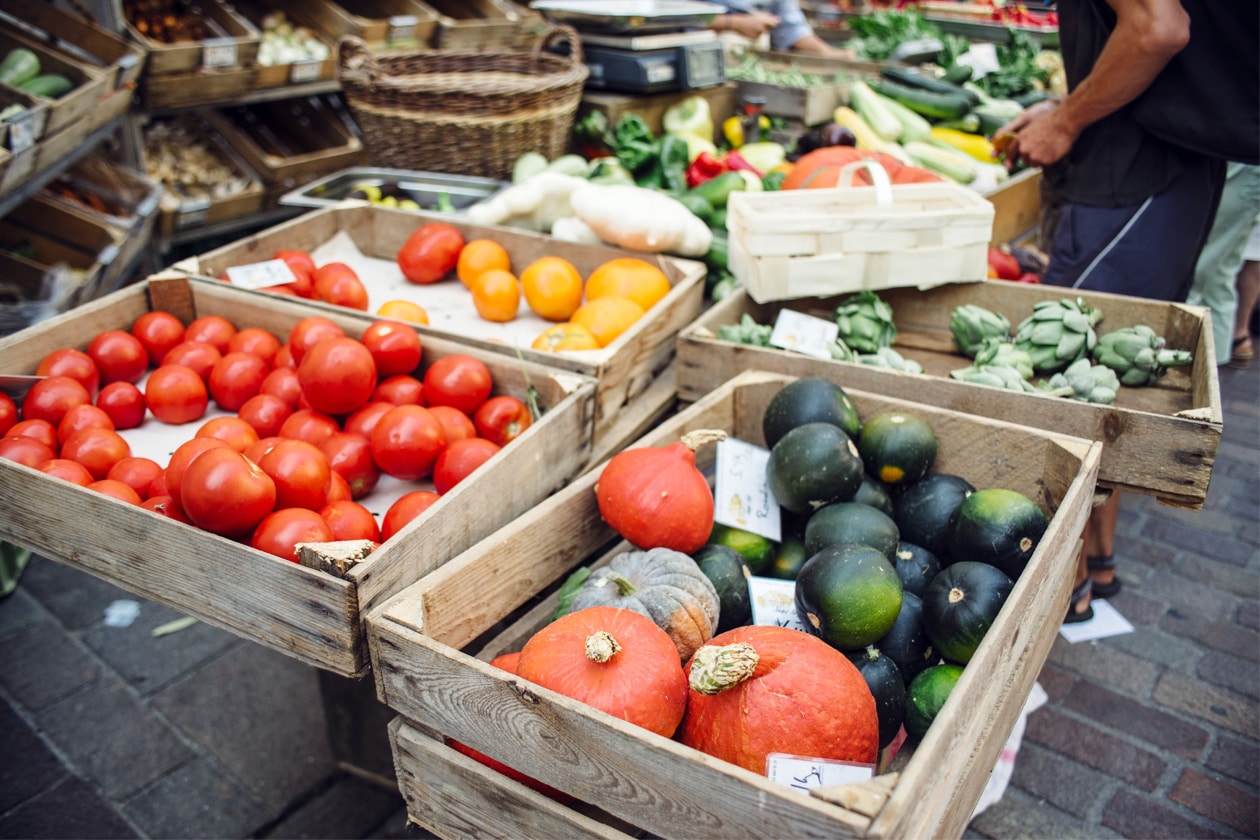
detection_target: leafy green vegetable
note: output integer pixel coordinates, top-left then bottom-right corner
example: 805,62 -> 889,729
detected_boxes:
848,9 -> 943,61
553,566 -> 591,620
717,313 -> 773,346
613,114 -> 659,174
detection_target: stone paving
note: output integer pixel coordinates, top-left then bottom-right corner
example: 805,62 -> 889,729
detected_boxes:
1,364 -> 1256,839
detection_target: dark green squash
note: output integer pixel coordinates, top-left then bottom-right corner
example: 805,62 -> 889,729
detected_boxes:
946,488 -> 1049,580
893,541 -> 941,598
766,422 -> 864,514
905,663 -> 964,740
921,561 -> 1013,665
795,542 -> 903,651
706,522 -> 775,576
875,591 -> 937,685
803,502 -> 900,561
856,411 -> 937,487
692,544 -> 752,633
893,473 -> 975,561
768,533 -> 809,580
847,646 -> 906,749
762,376 -> 862,448
853,473 -> 895,517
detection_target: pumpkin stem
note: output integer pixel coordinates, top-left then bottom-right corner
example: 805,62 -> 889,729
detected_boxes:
949,587 -> 965,605
688,642 -> 759,695
594,571 -> 638,597
680,429 -> 728,452
585,630 -> 622,663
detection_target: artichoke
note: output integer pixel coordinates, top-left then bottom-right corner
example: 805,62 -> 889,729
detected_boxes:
1038,358 -> 1120,404
1091,325 -> 1193,386
1012,297 -> 1104,374
834,290 -> 896,353
717,313 -> 772,346
950,304 -> 1012,358
856,346 -> 923,373
950,363 -> 1039,392
972,336 -> 1034,380
829,336 -> 858,362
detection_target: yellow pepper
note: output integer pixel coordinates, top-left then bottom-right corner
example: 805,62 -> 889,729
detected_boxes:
928,127 -> 997,163
722,114 -> 771,148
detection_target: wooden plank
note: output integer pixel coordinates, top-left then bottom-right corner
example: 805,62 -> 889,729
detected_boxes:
577,84 -> 741,140
984,167 -> 1042,245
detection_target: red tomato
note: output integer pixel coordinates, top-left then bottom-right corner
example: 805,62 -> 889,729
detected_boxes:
165,437 -> 232,509
0,435 -> 57,467
0,392 -> 15,436
131,311 -> 186,366
423,354 -> 493,416
313,262 -> 358,295
259,366 -> 302,408
317,271 -> 369,311
9,419 -> 57,449
381,490 -> 441,540
141,494 -> 192,524
97,381 -> 146,429
88,478 -> 143,505
274,343 -> 296,369
369,404 -> 446,480
39,458 -> 95,486
428,404 -> 476,445
228,327 -> 281,366
209,351 -> 270,412
277,409 -> 339,446
245,435 -> 284,465
273,250 -> 316,297
145,364 -> 209,425
319,499 -> 381,543
297,336 -> 377,416
473,395 -> 533,446
57,404 -> 114,447
318,431 -> 380,499
107,456 -> 163,500
161,341 -> 221,382
60,427 -> 131,480
183,315 -> 237,354
149,471 -> 170,498
237,393 -> 292,438
250,508 -> 334,562
23,375 -> 91,427
360,320 -> 422,378
433,437 -> 501,494
257,438 -> 332,511
343,401 -> 393,440
36,348 -> 100,397
373,374 -> 425,406
195,416 -> 260,453
288,316 -> 344,366
397,223 -> 465,284
87,329 -> 149,385
180,447 -> 277,537
326,471 -> 352,503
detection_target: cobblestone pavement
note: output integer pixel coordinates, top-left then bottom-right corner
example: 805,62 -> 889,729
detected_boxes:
1,364 -> 1255,839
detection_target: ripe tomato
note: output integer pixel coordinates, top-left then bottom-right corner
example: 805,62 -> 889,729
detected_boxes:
315,269 -> 369,311
8,419 -> 57,450
428,404 -> 476,445
97,381 -> 146,430
397,222 -> 464,285
373,374 -> 425,406
297,336 -> 377,416
257,438 -> 332,511
141,494 -> 192,524
473,395 -> 533,446
250,508 -> 334,562
36,348 -> 100,397
288,316 -> 344,365
237,393 -> 292,438
165,437 -> 231,509
423,354 -> 493,416
469,268 -> 521,323
359,320 -> 422,378
343,401 -> 393,440
273,343 -> 296,369
208,351 -> 270,412
87,330 -> 149,385
259,366 -> 302,408
318,431 -> 380,499
39,458 -> 95,486
23,375 -> 91,427
131,311 -> 186,366
60,427 -> 131,480
183,315 -> 237,354
195,416 -> 260,453
162,340 -> 222,382
228,327 -> 281,366
319,499 -> 381,543
180,447 -> 277,537
145,364 -> 209,425
107,457 -> 163,500
433,437 -> 501,494
326,471 -> 352,503
381,490 -> 441,540
277,408 -> 339,446
369,405 -> 446,480
0,392 -> 15,436
273,249 -> 316,297
0,435 -> 57,467
88,478 -> 143,505
456,238 -> 511,288
57,404 -> 114,447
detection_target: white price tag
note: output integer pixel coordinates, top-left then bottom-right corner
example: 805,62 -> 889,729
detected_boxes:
202,38 -> 238,69
770,309 -> 839,359
177,198 -> 210,228
225,259 -> 299,291
387,15 -> 418,43
7,115 -> 35,153
289,60 -> 323,84
713,437 -> 780,542
766,753 -> 875,793
747,576 -> 808,632
956,43 -> 1001,79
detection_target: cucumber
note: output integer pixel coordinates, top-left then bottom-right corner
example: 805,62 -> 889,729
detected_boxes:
880,66 -> 979,106
877,94 -> 933,145
940,64 -> 973,85
0,48 -> 40,88
869,79 -> 972,122
848,79 -> 903,143
19,74 -> 74,99
685,170 -> 746,209
674,192 -> 714,224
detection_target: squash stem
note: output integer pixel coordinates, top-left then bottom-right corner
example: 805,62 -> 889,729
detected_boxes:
689,642 -> 759,695
597,571 -> 638,597
585,630 -> 622,663
680,429 -> 728,451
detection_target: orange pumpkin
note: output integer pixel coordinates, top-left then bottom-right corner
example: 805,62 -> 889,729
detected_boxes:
780,146 -> 868,190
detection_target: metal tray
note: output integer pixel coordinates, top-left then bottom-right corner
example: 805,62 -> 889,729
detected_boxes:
279,167 -> 508,213
530,0 -> 725,34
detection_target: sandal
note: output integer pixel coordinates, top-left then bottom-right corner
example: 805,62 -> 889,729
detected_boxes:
1087,554 -> 1122,598
1229,335 -> 1253,369
1065,578 -> 1094,624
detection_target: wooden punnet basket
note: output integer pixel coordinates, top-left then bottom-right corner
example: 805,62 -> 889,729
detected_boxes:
728,160 -> 993,303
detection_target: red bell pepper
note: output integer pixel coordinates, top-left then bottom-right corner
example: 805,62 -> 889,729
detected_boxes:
987,246 -> 1022,281
723,150 -> 763,177
686,151 -> 728,189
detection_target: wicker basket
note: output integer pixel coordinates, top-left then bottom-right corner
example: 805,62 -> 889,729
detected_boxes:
336,26 -> 588,180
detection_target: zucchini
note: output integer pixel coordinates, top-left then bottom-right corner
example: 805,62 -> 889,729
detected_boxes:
686,170 -> 747,209
869,79 -> 972,122
878,94 -> 932,145
19,74 -> 74,99
940,64 -> 973,86
0,48 -> 40,88
848,79 -> 902,143
880,66 -> 979,106
832,106 -> 888,152
1014,89 -> 1056,108
903,140 -> 977,184
674,192 -> 714,224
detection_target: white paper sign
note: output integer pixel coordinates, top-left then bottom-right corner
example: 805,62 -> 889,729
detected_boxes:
226,259 -> 299,291
289,60 -> 323,84
7,115 -> 34,153
770,309 -> 839,359
766,753 -> 875,793
202,38 -> 239,69
713,437 -> 780,542
956,42 -> 1001,78
387,15 -> 418,43
748,576 -> 808,632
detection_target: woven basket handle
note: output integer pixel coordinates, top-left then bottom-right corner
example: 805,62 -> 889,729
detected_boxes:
337,35 -> 381,82
836,160 -> 894,207
532,24 -> 584,69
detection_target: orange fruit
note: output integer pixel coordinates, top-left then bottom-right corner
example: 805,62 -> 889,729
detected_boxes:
584,258 -> 671,312
571,296 -> 644,348
530,322 -> 601,352
376,299 -> 430,325
521,256 -> 584,321
470,268 -> 521,323
457,239 -> 512,288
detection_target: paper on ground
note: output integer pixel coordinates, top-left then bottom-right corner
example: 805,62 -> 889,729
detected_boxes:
970,681 -> 1049,819
1058,598 -> 1134,644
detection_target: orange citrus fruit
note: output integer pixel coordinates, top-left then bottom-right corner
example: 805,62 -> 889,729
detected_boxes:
520,256 -> 584,321
470,268 -> 521,323
585,257 -> 672,312
456,239 -> 512,288
571,296 -> 644,348
376,299 -> 430,325
530,322 -> 601,352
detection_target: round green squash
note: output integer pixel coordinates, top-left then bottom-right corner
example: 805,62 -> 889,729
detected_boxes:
795,542 -> 903,651
766,422 -> 864,514
847,645 -> 906,749
762,376 -> 862,449
893,541 -> 941,598
921,561 -> 1013,665
803,502 -> 900,561
853,473 -> 895,517
874,591 -> 937,685
857,411 -> 937,487
692,544 -> 752,634
893,473 -> 975,561
946,487 -> 1049,580
905,663 -> 964,740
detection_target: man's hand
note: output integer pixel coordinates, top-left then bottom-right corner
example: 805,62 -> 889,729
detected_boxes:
724,12 -> 780,39
995,100 -> 1077,169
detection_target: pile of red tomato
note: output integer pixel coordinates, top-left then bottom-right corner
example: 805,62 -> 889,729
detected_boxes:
0,310 -> 535,564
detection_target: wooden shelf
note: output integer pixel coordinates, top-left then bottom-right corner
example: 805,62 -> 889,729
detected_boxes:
0,118 -> 124,219
142,79 -> 344,117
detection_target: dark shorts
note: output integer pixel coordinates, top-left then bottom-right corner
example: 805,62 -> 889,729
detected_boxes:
1040,157 -> 1226,302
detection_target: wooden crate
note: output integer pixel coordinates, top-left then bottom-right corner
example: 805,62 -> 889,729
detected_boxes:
304,0 -> 438,47
983,167 -> 1042,246
734,78 -> 847,126
230,0 -> 337,89
0,0 -> 148,91
367,370 -> 1102,840
175,205 -> 706,448
420,0 -> 523,49
577,84 -> 740,142
125,0 -> 259,76
0,25 -> 108,136
0,83 -> 48,152
32,110 -> 92,172
677,283 -> 1222,508
0,275 -> 597,677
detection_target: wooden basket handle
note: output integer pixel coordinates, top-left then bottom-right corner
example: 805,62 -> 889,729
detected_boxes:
837,160 -> 894,207
336,35 -> 380,81
531,24 -> 584,69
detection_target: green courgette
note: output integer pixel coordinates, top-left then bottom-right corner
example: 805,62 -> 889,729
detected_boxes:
0,48 -> 40,88
880,66 -> 979,107
686,170 -> 747,209
940,64 -> 973,86
19,74 -> 74,98
869,78 -> 973,122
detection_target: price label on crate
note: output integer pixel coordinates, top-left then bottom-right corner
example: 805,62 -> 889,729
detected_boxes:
289,60 -> 323,84
766,754 -> 874,794
387,15 -> 418,43
177,198 -> 210,229
713,437 -> 780,542
202,38 -> 239,70
7,114 -> 35,154
747,577 -> 807,632
226,259 -> 298,291
769,309 -> 838,360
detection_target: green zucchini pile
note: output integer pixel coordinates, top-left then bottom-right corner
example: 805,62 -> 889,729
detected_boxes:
0,47 -> 75,102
